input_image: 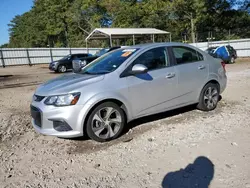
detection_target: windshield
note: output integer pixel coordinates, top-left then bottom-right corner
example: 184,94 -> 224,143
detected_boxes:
95,49 -> 108,56
80,48 -> 139,75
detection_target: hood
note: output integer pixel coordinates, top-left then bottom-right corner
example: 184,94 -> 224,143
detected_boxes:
35,73 -> 104,96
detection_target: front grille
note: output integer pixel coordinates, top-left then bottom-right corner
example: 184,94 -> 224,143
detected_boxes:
34,95 -> 45,102
30,105 -> 42,127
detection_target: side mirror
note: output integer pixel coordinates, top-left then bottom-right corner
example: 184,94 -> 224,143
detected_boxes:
130,64 -> 148,75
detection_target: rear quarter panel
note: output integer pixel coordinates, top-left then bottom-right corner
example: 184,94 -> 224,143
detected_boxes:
205,55 -> 227,94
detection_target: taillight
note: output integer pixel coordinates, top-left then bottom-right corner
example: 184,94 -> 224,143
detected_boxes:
221,61 -> 226,72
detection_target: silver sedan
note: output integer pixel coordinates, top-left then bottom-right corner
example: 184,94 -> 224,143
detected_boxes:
30,43 -> 227,142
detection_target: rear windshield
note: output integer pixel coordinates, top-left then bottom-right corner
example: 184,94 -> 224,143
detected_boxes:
80,48 -> 139,75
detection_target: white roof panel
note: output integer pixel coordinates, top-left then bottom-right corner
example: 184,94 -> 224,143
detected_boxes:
86,28 -> 170,40
94,28 -> 169,35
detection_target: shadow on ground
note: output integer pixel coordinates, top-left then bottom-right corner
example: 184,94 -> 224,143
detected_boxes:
0,81 -> 43,89
125,104 -> 197,134
0,74 -> 13,78
68,104 -> 198,154
162,156 -> 214,188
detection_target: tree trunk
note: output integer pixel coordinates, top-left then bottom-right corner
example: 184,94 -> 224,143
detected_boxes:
191,15 -> 195,43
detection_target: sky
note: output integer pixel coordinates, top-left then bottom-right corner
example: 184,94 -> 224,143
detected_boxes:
0,0 -> 33,45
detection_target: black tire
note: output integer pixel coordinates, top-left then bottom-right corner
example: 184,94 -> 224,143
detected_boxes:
57,65 -> 67,73
197,83 -> 220,111
229,56 -> 235,64
86,102 -> 125,142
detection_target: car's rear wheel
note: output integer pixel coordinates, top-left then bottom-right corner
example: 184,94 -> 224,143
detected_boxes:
57,65 -> 67,73
197,83 -> 219,111
230,56 -> 235,64
86,102 -> 125,142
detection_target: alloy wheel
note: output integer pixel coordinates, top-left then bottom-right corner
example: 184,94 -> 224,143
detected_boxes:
230,57 -> 235,64
203,87 -> 219,110
91,107 -> 122,139
59,65 -> 67,73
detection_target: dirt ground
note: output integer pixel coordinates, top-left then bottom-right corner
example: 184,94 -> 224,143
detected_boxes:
0,60 -> 250,188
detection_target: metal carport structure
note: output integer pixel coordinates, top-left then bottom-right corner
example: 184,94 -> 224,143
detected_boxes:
85,28 -> 171,47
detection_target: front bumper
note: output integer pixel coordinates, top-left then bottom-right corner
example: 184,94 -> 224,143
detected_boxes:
49,63 -> 57,71
30,100 -> 88,138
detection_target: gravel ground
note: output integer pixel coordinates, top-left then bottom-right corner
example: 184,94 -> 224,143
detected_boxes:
0,61 -> 250,188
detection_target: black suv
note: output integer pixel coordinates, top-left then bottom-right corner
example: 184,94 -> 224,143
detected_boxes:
72,46 -> 122,72
49,53 -> 92,73
226,45 -> 237,63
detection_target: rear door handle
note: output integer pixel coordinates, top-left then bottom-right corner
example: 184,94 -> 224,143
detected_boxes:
198,65 -> 205,70
166,73 -> 175,78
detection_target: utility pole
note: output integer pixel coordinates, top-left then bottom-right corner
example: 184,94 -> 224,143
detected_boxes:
65,29 -> 69,47
228,29 -> 231,45
183,12 -> 196,43
207,31 -> 215,48
190,13 -> 195,43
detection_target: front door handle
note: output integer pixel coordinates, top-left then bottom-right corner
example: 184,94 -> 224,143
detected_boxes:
198,65 -> 205,70
166,73 -> 175,79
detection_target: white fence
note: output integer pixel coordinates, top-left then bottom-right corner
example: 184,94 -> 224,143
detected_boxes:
1,38 -> 250,67
0,48 -> 100,67
190,38 -> 250,57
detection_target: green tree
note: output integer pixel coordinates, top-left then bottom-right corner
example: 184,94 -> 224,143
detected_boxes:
0,43 -> 8,48
7,0 -> 250,47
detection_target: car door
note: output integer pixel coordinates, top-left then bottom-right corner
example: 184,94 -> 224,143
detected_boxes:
170,46 -> 208,104
66,54 -> 77,69
123,47 -> 178,118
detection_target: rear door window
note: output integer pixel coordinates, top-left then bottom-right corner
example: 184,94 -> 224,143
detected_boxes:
172,46 -> 203,65
71,55 -> 77,60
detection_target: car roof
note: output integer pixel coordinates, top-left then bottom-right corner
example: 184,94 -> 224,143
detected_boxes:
126,42 -> 199,49
121,42 -> 205,53
71,53 -> 89,55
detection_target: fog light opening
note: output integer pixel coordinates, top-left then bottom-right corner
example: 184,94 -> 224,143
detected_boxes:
50,119 -> 73,132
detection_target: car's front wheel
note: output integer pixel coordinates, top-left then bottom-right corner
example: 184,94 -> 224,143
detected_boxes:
57,65 -> 67,73
86,102 -> 125,142
197,83 -> 220,111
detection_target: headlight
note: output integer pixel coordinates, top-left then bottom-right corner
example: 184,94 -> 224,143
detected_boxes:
80,60 -> 87,66
44,93 -> 81,106
51,61 -> 57,65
